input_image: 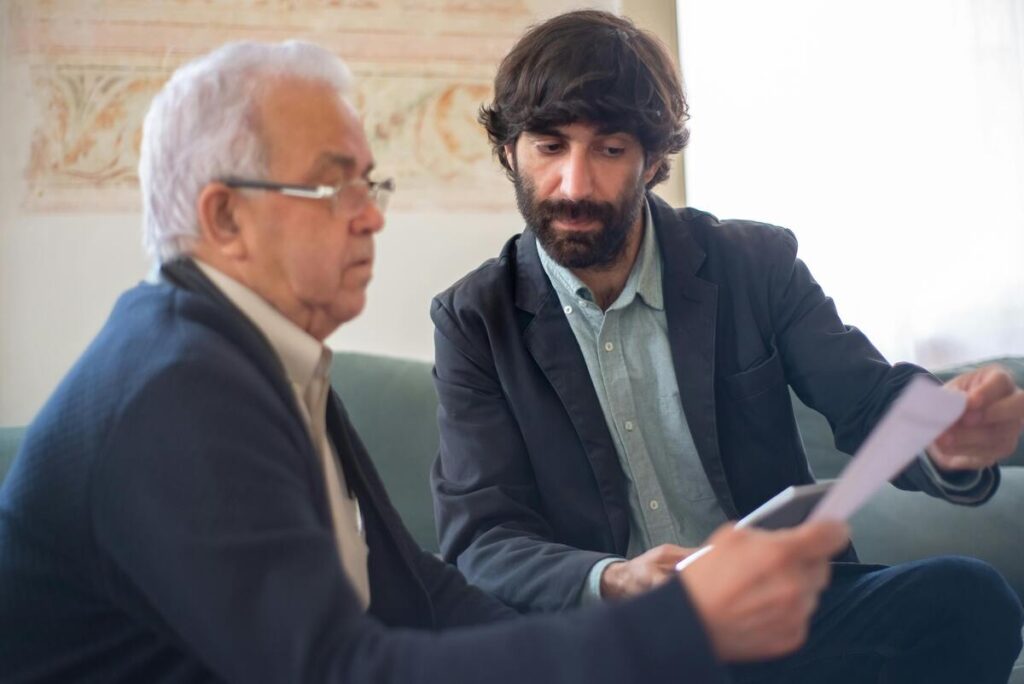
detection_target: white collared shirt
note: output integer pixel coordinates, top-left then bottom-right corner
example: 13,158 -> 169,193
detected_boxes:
195,260 -> 370,610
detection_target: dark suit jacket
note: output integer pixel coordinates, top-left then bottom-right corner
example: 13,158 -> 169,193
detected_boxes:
431,195 -> 998,613
0,259 -> 726,683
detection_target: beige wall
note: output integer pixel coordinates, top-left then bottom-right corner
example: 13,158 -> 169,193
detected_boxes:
0,0 -> 680,425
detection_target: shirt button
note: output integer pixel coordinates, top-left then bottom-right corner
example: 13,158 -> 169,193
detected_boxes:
624,420 -> 634,431
604,342 -> 614,352
649,499 -> 660,511
563,305 -> 573,314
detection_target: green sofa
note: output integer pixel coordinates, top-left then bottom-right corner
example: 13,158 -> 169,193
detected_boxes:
326,354 -> 1024,592
2,353 -> 1022,678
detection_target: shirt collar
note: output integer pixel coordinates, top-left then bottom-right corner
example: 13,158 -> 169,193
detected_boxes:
194,260 -> 331,392
537,196 -> 664,312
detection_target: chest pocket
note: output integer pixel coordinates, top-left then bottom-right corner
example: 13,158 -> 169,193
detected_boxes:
723,346 -> 786,402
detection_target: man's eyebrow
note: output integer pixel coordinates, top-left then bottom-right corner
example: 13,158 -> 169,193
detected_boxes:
306,153 -> 359,181
523,127 -> 568,139
594,125 -> 631,137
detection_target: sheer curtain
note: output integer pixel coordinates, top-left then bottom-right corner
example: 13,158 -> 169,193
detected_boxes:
676,0 -> 1024,368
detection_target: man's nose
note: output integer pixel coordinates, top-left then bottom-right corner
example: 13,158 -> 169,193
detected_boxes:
558,148 -> 594,200
353,198 -> 385,235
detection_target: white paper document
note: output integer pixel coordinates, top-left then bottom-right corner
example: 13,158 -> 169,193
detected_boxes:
807,375 -> 966,523
677,376 -> 965,573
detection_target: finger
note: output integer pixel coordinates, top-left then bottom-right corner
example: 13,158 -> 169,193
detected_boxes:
933,424 -> 1020,462
980,390 -> 1024,424
963,368 -> 1016,412
802,558 -> 832,594
706,522 -> 741,547
937,453 -> 1002,471
780,521 -> 849,559
800,586 -> 821,620
651,543 -> 693,558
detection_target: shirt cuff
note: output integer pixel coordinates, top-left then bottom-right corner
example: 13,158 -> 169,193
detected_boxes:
918,450 -> 983,492
579,557 -> 626,606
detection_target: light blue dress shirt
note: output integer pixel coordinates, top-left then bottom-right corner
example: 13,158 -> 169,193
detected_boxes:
537,200 -> 727,604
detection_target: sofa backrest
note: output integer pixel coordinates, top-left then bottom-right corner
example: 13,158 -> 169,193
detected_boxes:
794,356 -> 1024,479
0,427 -> 25,486
330,352 -> 442,552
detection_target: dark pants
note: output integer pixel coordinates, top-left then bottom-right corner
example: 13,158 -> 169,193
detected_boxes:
730,557 -> 1023,683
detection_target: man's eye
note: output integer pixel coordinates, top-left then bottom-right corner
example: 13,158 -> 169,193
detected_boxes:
536,142 -> 563,154
603,146 -> 626,157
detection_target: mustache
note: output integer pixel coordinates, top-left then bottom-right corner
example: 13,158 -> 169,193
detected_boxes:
536,199 -> 615,222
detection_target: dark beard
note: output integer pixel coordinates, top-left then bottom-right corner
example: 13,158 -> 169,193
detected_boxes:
514,172 -> 645,270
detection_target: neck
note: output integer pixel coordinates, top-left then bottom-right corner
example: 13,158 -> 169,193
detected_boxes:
571,215 -> 645,310
191,249 -> 335,341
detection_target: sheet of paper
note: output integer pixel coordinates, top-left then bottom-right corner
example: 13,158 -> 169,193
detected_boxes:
807,375 -> 966,523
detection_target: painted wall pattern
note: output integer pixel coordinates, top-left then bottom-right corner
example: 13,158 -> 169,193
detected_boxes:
5,0 -> 612,212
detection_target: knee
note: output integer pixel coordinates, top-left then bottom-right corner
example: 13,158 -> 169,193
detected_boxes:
924,556 -> 1022,644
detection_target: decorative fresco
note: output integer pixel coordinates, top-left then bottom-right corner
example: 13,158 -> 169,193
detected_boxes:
4,0 -> 612,212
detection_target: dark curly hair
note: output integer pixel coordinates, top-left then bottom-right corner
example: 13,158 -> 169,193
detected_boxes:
480,10 -> 689,188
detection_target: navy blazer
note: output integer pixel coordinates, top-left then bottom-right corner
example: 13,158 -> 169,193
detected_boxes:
431,195 -> 998,613
0,259 -> 727,683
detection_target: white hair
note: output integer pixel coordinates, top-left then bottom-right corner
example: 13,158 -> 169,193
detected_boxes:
138,41 -> 354,264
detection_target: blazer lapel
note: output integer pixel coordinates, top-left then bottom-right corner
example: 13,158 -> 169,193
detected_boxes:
325,392 -> 435,627
515,231 -> 631,553
651,196 -> 739,518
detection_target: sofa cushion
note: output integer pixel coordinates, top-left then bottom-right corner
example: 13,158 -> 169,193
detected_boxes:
851,467 -> 1024,600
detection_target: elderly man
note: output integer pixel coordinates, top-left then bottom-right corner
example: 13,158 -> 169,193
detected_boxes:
431,9 -> 1024,684
0,41 -> 851,682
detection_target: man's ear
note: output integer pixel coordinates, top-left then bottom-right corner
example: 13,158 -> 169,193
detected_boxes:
196,183 -> 247,259
503,143 -> 517,173
642,157 -> 664,186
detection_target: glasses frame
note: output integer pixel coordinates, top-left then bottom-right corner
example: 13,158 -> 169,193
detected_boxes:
219,175 -> 395,215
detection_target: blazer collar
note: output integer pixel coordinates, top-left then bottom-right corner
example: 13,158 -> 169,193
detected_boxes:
513,229 -> 552,315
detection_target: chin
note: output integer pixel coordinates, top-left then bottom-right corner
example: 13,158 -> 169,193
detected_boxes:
334,292 -> 368,326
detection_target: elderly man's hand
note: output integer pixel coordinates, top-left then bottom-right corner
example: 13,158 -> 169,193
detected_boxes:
929,365 -> 1024,471
680,521 -> 849,662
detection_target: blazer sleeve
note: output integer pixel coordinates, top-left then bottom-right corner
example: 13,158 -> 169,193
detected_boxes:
431,297 -> 619,613
92,358 -> 724,683
764,227 -> 998,503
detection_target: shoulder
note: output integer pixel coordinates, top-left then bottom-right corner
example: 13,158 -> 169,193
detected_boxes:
433,234 -> 521,316
430,233 -> 527,347
36,281 -> 287,446
429,234 -> 538,375
648,200 -> 802,289
675,205 -> 799,264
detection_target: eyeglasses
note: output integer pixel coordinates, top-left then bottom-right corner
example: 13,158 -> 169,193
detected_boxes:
219,175 -> 395,215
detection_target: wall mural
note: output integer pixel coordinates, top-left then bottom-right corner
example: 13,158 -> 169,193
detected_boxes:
5,0 -> 611,213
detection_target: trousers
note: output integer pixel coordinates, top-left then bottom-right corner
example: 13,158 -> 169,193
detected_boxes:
729,556 -> 1023,683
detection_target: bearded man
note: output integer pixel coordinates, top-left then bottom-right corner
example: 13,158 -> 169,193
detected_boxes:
430,9 -> 1024,683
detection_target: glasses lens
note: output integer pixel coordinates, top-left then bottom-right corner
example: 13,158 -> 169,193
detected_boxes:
332,178 -> 394,216
372,178 -> 394,214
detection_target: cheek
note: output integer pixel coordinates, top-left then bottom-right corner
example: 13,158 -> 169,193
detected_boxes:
283,237 -> 349,299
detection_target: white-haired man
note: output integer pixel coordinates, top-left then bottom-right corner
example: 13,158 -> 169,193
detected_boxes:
0,41 -> 850,682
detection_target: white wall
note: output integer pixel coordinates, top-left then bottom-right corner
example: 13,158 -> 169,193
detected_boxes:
677,0 -> 1024,368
